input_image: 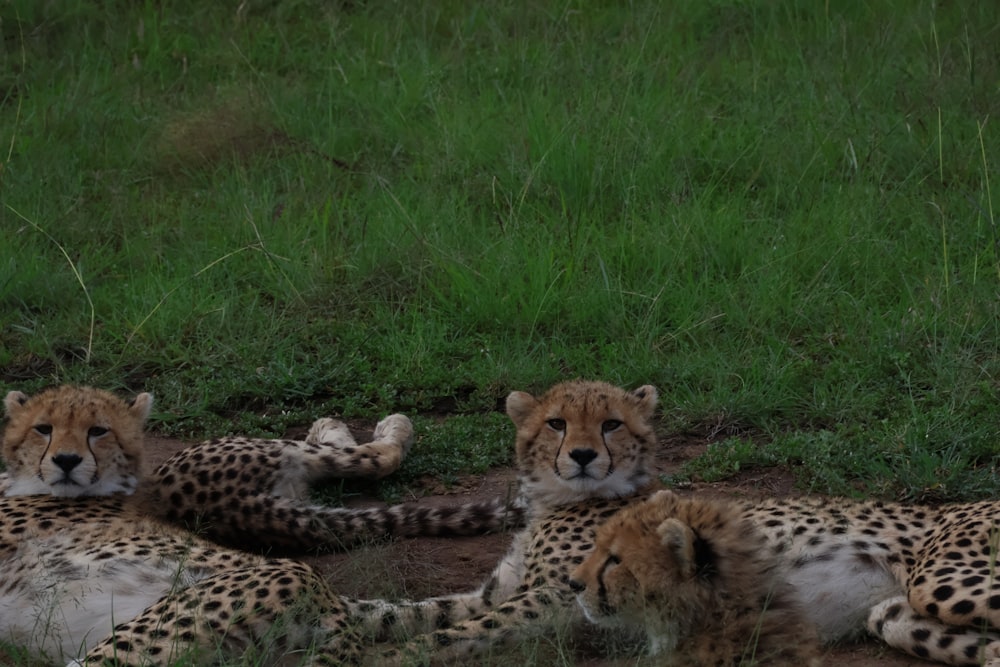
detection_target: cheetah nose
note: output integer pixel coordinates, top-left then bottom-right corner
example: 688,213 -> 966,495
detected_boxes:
569,448 -> 598,467
52,453 -> 83,474
568,578 -> 585,593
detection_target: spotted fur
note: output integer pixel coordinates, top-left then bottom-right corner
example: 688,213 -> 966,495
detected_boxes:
570,490 -> 821,666
353,380 -> 659,664
0,386 -> 519,665
574,490 -> 1000,667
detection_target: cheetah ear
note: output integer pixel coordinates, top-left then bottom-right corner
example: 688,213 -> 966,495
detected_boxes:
3,390 -> 29,418
658,517 -> 716,579
129,392 -> 154,423
657,518 -> 698,578
506,391 -> 540,428
630,385 -> 658,421
648,489 -> 679,506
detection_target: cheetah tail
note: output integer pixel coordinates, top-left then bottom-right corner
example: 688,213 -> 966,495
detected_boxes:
192,495 -> 525,553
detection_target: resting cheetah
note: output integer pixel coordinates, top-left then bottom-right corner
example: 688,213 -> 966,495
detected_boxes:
2,385 -> 519,552
570,490 -> 821,666
353,379 -> 660,664
0,385 -> 518,665
572,489 -> 1000,667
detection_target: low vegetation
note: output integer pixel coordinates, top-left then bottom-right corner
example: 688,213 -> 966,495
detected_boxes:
2,1 -> 999,500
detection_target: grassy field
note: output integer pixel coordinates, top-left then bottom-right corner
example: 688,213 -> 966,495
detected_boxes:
2,0 -> 999,500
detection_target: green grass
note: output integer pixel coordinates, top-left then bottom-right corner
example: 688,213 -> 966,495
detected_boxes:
2,0 -> 999,500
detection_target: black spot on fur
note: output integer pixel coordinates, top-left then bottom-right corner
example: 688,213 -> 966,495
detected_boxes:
883,603 -> 903,621
950,599 -> 975,616
933,585 -> 955,602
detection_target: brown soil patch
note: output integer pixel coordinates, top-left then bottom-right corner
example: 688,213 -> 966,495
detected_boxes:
143,433 -> 933,667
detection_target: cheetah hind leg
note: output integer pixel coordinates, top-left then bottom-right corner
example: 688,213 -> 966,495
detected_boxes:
372,413 -> 415,459
306,418 -> 359,448
310,414 -> 415,479
307,414 -> 415,464
306,414 -> 415,459
868,596 -> 1000,666
272,414 -> 414,499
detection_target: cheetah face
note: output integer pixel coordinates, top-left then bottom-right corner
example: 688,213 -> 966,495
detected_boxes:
569,515 -> 644,627
2,386 -> 152,497
506,380 -> 658,504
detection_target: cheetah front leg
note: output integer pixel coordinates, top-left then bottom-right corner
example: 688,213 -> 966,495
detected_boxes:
364,586 -> 578,666
868,596 -> 1000,666
345,590 -> 494,646
347,531 -> 529,642
73,561 -> 362,667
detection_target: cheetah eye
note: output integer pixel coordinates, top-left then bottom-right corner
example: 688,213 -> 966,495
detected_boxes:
34,424 -> 53,436
88,426 -> 109,438
600,553 -> 622,577
546,418 -> 566,431
602,420 -> 623,433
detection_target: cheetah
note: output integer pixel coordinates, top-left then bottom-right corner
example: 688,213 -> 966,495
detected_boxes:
571,488 -> 1000,667
0,385 -> 519,665
569,490 -> 821,666
1,385 -> 519,552
352,379 -> 660,664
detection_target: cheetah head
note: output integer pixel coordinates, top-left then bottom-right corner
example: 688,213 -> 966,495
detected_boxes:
506,380 -> 658,505
3,385 -> 152,497
568,490 -> 796,658
567,490 -> 719,655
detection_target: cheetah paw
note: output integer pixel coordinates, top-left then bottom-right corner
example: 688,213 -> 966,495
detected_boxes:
983,643 -> 1000,667
306,417 -> 357,449
373,414 -> 415,456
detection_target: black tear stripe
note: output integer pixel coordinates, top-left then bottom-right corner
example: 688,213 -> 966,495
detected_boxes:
552,431 -> 567,475
596,555 -> 619,615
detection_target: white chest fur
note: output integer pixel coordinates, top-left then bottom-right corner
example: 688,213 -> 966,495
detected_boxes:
0,532 -> 204,663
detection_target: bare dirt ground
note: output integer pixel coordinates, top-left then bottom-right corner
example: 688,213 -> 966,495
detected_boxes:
143,430 -> 936,667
